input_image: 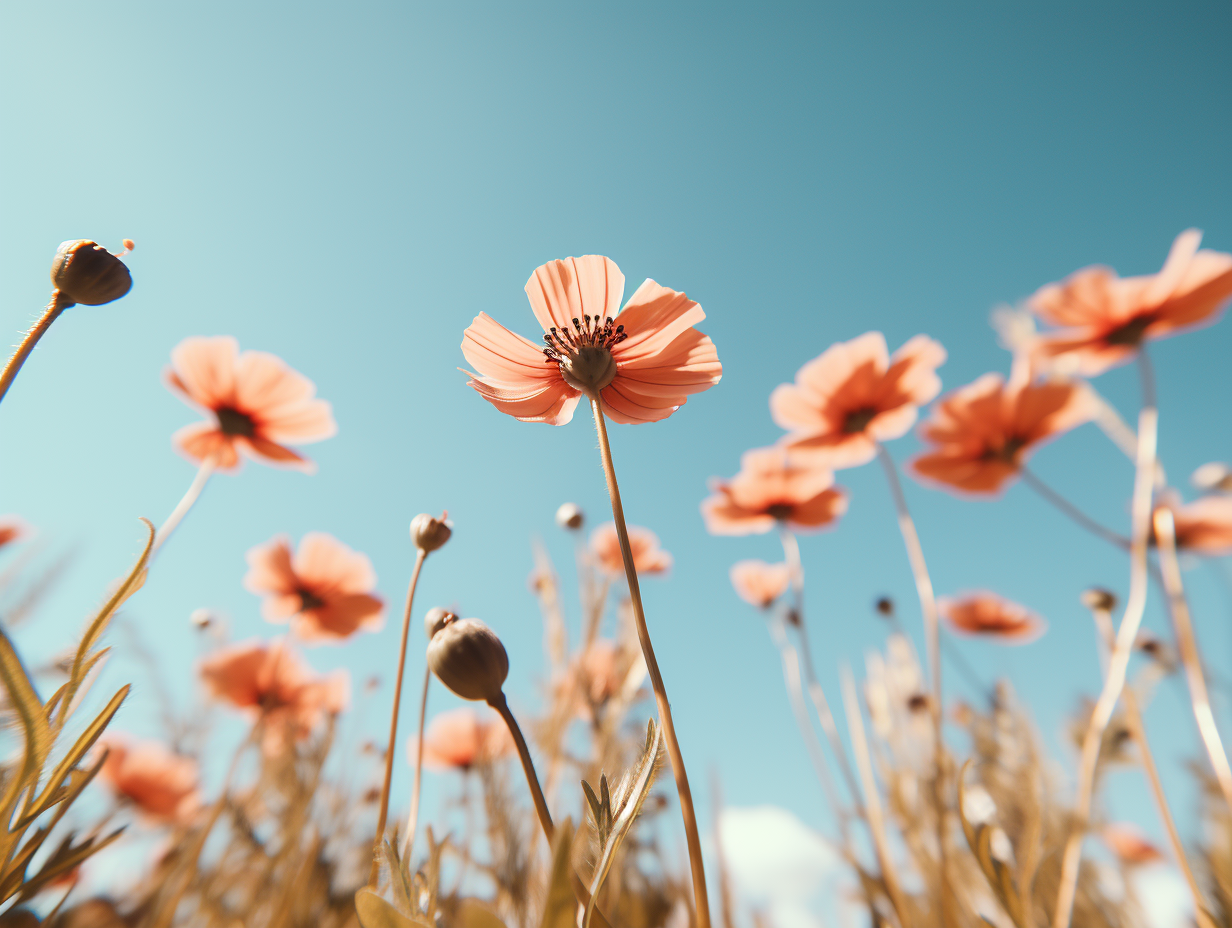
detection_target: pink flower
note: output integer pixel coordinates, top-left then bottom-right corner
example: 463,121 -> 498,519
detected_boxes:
165,336 -> 336,472
938,592 -> 1046,643
407,708 -> 513,772
1101,824 -> 1164,867
590,523 -> 672,576
97,735 -> 201,824
461,255 -> 722,424
701,446 -> 847,535
1154,492 -> 1232,556
729,560 -> 793,609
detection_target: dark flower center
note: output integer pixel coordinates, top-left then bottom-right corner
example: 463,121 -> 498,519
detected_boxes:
542,315 -> 628,393
1104,314 -> 1154,347
766,503 -> 794,521
298,588 -> 325,612
216,406 -> 256,437
981,435 -> 1027,465
842,406 -> 878,434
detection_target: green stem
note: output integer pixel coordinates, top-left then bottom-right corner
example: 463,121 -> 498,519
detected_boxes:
0,292 -> 72,408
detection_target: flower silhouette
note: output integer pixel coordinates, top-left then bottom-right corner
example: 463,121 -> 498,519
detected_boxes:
406,708 -> 513,772
729,560 -> 793,609
97,735 -> 201,824
938,592 -> 1046,643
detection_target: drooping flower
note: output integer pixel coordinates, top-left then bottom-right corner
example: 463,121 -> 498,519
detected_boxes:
165,336 -> 336,472
406,707 -> 513,772
1030,230 -> 1232,377
590,523 -> 672,576
1101,824 -> 1164,867
770,332 -> 946,469
0,516 -> 28,550
461,255 -> 722,425
910,373 -> 1095,495
701,446 -> 848,535
729,560 -> 793,609
97,735 -> 201,824
938,592 -> 1046,643
244,532 -> 384,643
1153,492 -> 1232,556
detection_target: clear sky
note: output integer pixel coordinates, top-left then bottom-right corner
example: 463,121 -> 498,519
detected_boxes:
2,0 -> 1231,914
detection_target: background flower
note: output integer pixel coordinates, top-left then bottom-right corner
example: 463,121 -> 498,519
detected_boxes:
590,522 -> 672,576
701,447 -> 847,536
729,560 -> 793,609
938,591 -> 1047,643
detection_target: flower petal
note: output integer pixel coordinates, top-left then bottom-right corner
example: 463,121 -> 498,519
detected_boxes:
524,256 -> 625,333
294,594 -> 385,642
612,279 -> 706,362
172,422 -> 241,470
169,337 -> 240,409
292,532 -> 378,595
244,535 -> 298,596
462,313 -> 560,385
239,437 -> 315,472
466,374 -> 581,425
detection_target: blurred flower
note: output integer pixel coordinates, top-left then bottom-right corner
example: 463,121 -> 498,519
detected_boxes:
96,734 -> 200,824
729,560 -> 792,609
1152,492 -> 1232,556
910,372 -> 1095,495
1029,230 -> 1232,377
555,502 -> 584,530
165,336 -> 336,472
189,607 -> 215,630
244,532 -> 384,643
701,446 -> 847,535
1102,824 -> 1165,867
1191,461 -> 1232,494
939,592 -> 1046,643
770,331 -> 945,469
0,516 -> 28,550
590,522 -> 672,576
461,255 -> 722,424
1134,631 -> 1179,673
407,707 -> 513,772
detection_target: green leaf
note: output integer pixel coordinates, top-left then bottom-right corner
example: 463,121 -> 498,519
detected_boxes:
539,817 -> 575,928
354,890 -> 432,928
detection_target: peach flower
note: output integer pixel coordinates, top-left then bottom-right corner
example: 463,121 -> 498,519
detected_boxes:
701,447 -> 848,535
244,532 -> 384,643
165,336 -> 336,472
938,592 -> 1046,643
771,332 -> 946,469
590,523 -> 672,576
1153,493 -> 1232,556
0,516 -> 27,550
729,560 -> 793,609
1030,230 -> 1232,377
97,734 -> 201,824
1101,824 -> 1164,867
407,708 -> 513,772
910,373 -> 1095,495
461,255 -> 722,424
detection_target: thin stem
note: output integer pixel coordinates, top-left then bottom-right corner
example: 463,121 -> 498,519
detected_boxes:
1019,467 -> 1130,551
587,395 -> 710,928
400,666 -> 432,863
369,548 -> 427,888
0,292 -> 71,408
152,458 -> 217,556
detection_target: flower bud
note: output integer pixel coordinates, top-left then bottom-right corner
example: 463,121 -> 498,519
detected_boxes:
1192,461 -> 1232,493
50,240 -> 133,306
555,502 -> 584,531
411,512 -> 452,553
424,606 -> 457,640
426,618 -> 508,703
874,596 -> 895,618
1080,588 -> 1117,613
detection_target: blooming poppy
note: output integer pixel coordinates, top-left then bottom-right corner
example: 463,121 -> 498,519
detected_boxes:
165,336 -> 336,472
1154,492 -> 1232,556
1030,230 -> 1232,376
770,332 -> 946,469
1101,824 -> 1164,867
701,446 -> 848,536
0,516 -> 27,550
97,735 -> 201,824
406,708 -> 513,772
729,560 -> 793,609
910,373 -> 1095,495
461,255 -> 722,425
938,592 -> 1046,643
590,522 -> 672,576
244,532 -> 384,643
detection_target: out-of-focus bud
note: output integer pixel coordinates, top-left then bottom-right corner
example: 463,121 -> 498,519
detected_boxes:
906,692 -> 930,714
189,608 -> 214,630
57,899 -> 126,928
0,908 -> 40,928
411,512 -> 452,553
426,618 -> 509,703
1080,588 -> 1117,613
874,596 -> 895,619
50,240 -> 133,306
1192,462 -> 1232,494
555,502 -> 584,531
424,606 -> 457,640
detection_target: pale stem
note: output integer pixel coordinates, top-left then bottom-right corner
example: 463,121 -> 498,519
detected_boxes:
400,666 -> 432,863
152,457 -> 217,555
1019,467 -> 1130,551
588,395 -> 711,928
0,292 -> 71,408
368,548 -> 427,888
1053,351 -> 1158,928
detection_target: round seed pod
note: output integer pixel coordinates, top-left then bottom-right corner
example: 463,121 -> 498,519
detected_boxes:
426,618 -> 508,703
555,502 -> 584,531
50,240 -> 132,306
411,513 -> 452,553
1080,588 -> 1117,613
424,606 -> 457,640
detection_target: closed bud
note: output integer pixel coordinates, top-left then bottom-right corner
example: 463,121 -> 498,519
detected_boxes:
1080,588 -> 1117,613
50,240 -> 133,306
424,606 -> 457,640
874,596 -> 895,618
411,512 -> 452,553
426,618 -> 508,703
555,502 -> 584,531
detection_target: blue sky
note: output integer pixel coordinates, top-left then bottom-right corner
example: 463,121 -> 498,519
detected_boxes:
2,0 -> 1231,912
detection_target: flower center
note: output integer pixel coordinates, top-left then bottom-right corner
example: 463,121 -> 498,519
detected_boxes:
766,503 -> 794,521
298,588 -> 325,612
981,435 -> 1027,464
1104,314 -> 1154,347
216,405 -> 256,437
842,406 -> 878,434
543,315 -> 627,394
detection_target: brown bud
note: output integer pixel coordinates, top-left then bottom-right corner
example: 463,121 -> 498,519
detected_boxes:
874,596 -> 895,618
50,240 -> 132,306
426,618 -> 508,703
555,502 -> 584,531
424,606 -> 457,640
411,512 -> 452,553
1080,588 -> 1117,613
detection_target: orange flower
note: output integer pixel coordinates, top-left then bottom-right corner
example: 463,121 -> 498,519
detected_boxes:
729,560 -> 793,609
1154,492 -> 1232,556
407,708 -> 513,772
771,332 -> 946,468
938,592 -> 1046,643
244,532 -> 384,643
1030,230 -> 1232,376
701,446 -> 848,535
461,255 -> 722,425
165,336 -> 336,472
0,516 -> 28,550
910,373 -> 1095,495
590,522 -> 672,576
97,734 -> 201,824
1101,824 -> 1164,867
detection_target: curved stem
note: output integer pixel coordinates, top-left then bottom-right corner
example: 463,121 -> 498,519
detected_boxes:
588,395 -> 710,928
369,548 -> 427,888
0,292 -> 72,408
490,691 -> 554,838
1019,467 -> 1129,551
401,666 -> 431,863
152,458 -> 217,556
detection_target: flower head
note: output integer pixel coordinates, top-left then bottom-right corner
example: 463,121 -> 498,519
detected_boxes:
462,255 -> 722,425
0,516 -> 29,551
1154,492 -> 1232,556
1030,230 -> 1232,376
97,734 -> 200,824
910,373 -> 1095,495
590,523 -> 672,576
702,446 -> 847,535
771,332 -> 946,469
938,592 -> 1046,643
244,533 -> 384,643
165,336 -> 336,472
729,560 -> 793,609
407,708 -> 513,772
1101,824 -> 1164,867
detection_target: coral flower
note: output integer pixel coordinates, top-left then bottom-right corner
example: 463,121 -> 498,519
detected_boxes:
165,336 -> 336,472
701,446 -> 848,535
407,708 -> 513,772
770,332 -> 946,469
938,592 -> 1046,643
1030,230 -> 1232,376
1101,824 -> 1164,867
461,255 -> 722,424
97,735 -> 201,824
729,560 -> 793,609
910,373 -> 1095,495
0,516 -> 28,550
244,532 -> 384,643
1153,493 -> 1232,556
590,522 -> 672,576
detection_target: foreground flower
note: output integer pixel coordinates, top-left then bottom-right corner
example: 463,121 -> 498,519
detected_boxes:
461,255 -> 722,424
938,592 -> 1046,643
770,332 -> 945,468
729,560 -> 793,609
591,522 -> 672,576
244,532 -> 384,643
165,336 -> 336,471
701,447 -> 848,535
1153,493 -> 1232,556
910,373 -> 1095,495
1102,824 -> 1164,867
97,735 -> 201,824
406,708 -> 513,772
0,516 -> 28,550
1030,229 -> 1232,376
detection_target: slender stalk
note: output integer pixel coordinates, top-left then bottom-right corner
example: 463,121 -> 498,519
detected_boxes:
587,396 -> 710,928
0,292 -> 72,407
1019,467 -> 1130,551
152,458 -> 217,555
400,666 -> 432,862
369,548 -> 427,888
